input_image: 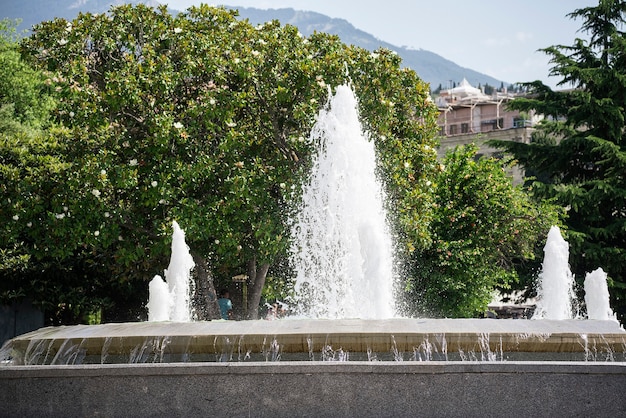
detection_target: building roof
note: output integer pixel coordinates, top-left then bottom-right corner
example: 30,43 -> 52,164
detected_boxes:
448,78 -> 484,98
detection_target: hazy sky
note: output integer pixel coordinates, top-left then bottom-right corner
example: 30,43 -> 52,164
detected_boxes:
164,0 -> 593,87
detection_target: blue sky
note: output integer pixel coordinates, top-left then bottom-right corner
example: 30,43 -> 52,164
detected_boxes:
164,0 -> 593,88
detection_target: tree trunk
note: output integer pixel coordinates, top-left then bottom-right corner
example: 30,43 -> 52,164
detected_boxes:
246,258 -> 270,320
191,251 -> 220,320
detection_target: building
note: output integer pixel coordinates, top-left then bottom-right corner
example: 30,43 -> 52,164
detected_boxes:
435,78 -> 539,182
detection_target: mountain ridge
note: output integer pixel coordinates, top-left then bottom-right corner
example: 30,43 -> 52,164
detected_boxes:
230,7 -> 505,89
2,0 -> 506,89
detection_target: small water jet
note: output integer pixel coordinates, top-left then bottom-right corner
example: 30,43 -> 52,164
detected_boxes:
585,267 -> 616,321
532,226 -> 577,319
146,276 -> 171,322
147,221 -> 195,322
290,85 -> 394,319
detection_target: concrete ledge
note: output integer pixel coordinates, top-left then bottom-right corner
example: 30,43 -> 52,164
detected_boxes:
2,362 -> 625,417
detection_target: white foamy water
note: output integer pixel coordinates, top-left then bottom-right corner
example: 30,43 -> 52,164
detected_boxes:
148,221 -> 195,322
533,226 -> 576,320
584,267 -> 616,321
290,85 -> 395,319
147,275 -> 171,321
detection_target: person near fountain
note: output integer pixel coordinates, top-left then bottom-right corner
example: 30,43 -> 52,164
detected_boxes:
218,289 -> 233,320
265,304 -> 277,320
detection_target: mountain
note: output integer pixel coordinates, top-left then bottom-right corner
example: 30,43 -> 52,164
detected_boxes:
230,7 -> 505,89
3,0 -> 162,34
2,1 -> 506,89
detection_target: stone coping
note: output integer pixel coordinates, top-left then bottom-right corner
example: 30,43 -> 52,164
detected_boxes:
12,318 -> 625,338
7,318 -> 625,358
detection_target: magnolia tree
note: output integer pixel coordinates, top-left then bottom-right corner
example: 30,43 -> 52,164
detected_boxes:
8,4 -> 439,321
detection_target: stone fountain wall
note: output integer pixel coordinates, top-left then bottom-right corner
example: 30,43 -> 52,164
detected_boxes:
2,362 -> 626,416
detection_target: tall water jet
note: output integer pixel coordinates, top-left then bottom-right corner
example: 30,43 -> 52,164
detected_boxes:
290,85 -> 394,319
584,267 -> 616,321
147,221 -> 195,322
533,226 -> 576,319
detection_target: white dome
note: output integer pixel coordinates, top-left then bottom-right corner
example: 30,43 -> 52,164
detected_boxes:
448,78 -> 485,99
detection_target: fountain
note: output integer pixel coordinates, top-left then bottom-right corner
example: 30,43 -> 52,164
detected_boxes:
532,226 -> 618,322
585,267 -> 617,321
147,221 -> 194,322
1,86 -> 626,416
532,226 -> 577,319
290,84 -> 394,319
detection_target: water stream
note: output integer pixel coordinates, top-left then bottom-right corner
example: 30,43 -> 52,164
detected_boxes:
289,85 -> 395,319
532,226 -> 577,319
147,221 -> 195,322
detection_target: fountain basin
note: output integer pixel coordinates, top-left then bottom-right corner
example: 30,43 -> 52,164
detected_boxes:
3,319 -> 626,416
4,318 -> 625,364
